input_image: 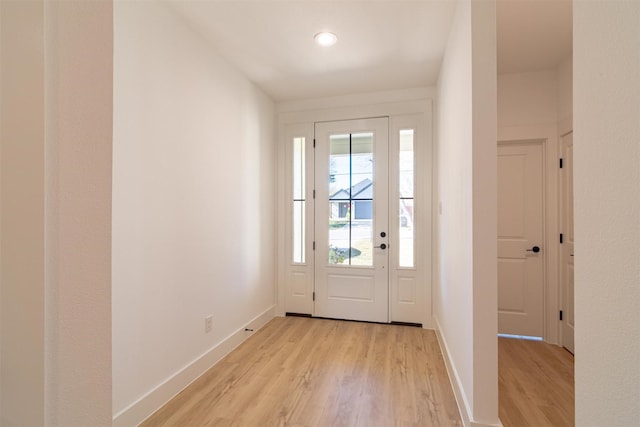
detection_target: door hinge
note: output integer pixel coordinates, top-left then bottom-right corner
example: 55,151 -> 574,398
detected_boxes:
313,291 -> 315,301
313,241 -> 316,250
559,310 -> 563,321
313,189 -> 316,199
559,158 -> 564,168
560,233 -> 564,244
313,139 -> 316,148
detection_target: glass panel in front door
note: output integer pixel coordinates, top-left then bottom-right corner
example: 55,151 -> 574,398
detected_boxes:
328,132 -> 374,266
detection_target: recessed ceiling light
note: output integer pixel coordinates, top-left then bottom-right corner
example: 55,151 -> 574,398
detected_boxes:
314,32 -> 337,47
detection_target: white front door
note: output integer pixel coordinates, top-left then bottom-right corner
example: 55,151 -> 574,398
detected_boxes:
314,118 -> 389,322
560,132 -> 575,353
498,141 -> 545,337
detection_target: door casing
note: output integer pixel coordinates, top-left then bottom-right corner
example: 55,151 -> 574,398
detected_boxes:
560,131 -> 575,353
497,126 -> 563,344
278,96 -> 432,327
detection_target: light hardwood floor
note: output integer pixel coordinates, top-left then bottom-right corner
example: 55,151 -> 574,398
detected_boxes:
142,316 -> 463,427
499,337 -> 575,427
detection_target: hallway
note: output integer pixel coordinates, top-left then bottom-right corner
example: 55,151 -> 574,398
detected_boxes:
2,1 -> 637,425
142,317 -> 462,426
499,337 -> 574,426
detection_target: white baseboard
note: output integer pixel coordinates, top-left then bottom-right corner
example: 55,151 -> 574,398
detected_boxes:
433,315 -> 473,427
113,305 -> 276,427
433,315 -> 503,427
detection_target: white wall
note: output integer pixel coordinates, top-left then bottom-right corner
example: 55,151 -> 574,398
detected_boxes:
436,0 -> 474,411
435,0 -> 498,425
470,2 -> 498,423
45,2 -> 114,425
574,1 -> 640,425
0,3 -> 2,415
498,70 -> 557,128
1,1 -> 113,425
112,1 -> 276,422
497,57 -> 573,132
0,2 -> 46,424
556,56 -> 572,133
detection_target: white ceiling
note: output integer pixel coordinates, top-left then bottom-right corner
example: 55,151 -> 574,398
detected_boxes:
167,0 -> 573,102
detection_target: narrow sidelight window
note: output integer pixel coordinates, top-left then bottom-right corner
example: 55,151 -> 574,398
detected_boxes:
399,129 -> 414,268
292,137 -> 305,263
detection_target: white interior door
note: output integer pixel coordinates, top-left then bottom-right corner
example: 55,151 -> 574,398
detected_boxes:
561,132 -> 575,353
314,118 -> 389,322
498,141 -> 545,337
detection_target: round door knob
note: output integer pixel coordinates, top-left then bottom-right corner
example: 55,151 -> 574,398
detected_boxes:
526,246 -> 541,253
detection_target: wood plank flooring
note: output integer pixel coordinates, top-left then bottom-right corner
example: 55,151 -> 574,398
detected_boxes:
141,316 -> 463,427
499,337 -> 574,427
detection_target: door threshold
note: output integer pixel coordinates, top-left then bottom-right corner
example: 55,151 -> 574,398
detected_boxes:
309,316 -> 421,328
390,321 -> 422,328
498,333 -> 543,341
285,312 -> 312,317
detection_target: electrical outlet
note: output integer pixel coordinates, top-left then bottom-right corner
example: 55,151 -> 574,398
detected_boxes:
204,315 -> 213,333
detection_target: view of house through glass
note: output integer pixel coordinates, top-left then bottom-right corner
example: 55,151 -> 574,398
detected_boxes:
399,129 -> 414,268
328,132 -> 374,266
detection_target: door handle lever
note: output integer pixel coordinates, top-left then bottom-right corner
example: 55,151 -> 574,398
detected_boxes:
374,243 -> 387,250
526,246 -> 541,253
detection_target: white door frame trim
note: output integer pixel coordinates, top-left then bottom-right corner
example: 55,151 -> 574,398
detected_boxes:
277,95 -> 433,328
558,129 -> 574,352
498,124 -> 560,344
